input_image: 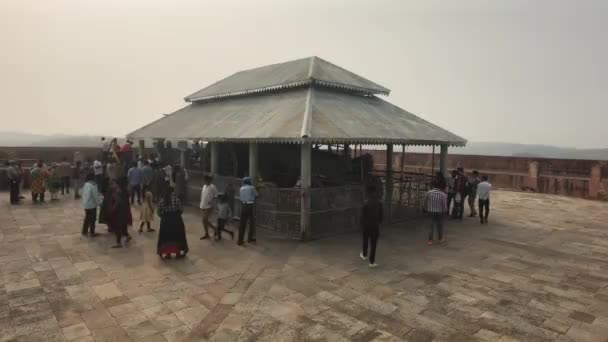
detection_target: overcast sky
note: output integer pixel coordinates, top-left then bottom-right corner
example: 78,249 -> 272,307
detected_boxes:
1,0 -> 606,148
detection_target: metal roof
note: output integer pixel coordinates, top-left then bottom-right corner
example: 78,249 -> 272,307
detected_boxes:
184,56 -> 390,102
128,87 -> 466,146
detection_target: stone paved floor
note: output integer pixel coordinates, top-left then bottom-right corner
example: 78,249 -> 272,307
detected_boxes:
1,191 -> 608,342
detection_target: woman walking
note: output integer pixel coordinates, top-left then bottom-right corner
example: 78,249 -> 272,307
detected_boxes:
109,177 -> 133,248
157,187 -> 188,258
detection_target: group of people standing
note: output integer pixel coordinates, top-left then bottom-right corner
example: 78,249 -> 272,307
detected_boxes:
358,169 -> 493,269
199,175 -> 258,246
6,157 -> 90,205
424,169 -> 493,245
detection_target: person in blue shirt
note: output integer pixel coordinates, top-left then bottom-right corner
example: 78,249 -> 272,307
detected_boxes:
81,173 -> 101,237
238,177 -> 258,245
127,162 -> 143,205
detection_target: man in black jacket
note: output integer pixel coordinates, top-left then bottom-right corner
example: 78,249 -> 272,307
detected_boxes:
359,184 -> 383,268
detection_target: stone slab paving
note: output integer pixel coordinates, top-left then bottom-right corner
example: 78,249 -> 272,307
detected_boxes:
1,191 -> 608,341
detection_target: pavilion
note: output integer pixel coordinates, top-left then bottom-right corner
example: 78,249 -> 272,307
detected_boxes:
128,56 -> 466,239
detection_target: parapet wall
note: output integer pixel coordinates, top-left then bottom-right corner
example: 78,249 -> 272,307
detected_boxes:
365,151 -> 608,201
1,146 -> 607,201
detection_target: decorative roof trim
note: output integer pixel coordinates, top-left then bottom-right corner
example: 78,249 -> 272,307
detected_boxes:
132,136 -> 466,147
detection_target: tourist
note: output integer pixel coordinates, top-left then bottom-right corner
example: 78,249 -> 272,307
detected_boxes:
163,163 -> 173,190
73,161 -> 84,199
121,141 -> 133,175
199,175 -> 217,240
157,187 -> 188,258
477,175 -> 492,224
359,184 -> 382,268
173,165 -> 189,203
238,177 -> 258,245
109,177 -> 133,248
48,163 -> 61,201
58,157 -> 71,195
93,159 -> 104,192
81,173 -> 100,237
16,161 -> 25,200
453,168 -> 468,219
137,157 -> 144,169
447,170 -> 457,216
467,170 -> 480,217
141,160 -> 154,194
30,162 -> 49,204
127,162 -> 143,205
98,179 -> 113,228
7,161 -> 20,205
424,179 -> 448,245
216,194 -> 234,240
106,160 -> 118,182
101,137 -> 110,163
152,162 -> 166,202
139,190 -> 155,233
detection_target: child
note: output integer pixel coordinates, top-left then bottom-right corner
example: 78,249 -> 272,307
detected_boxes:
139,190 -> 155,233
81,173 -> 100,237
216,194 -> 235,240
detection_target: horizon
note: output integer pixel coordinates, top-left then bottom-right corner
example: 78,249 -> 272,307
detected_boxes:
1,130 -> 607,151
1,1 -> 607,149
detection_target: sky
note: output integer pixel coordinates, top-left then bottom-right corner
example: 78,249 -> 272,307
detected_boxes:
1,0 -> 606,148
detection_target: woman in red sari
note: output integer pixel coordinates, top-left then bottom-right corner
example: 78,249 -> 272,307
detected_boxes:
109,177 -> 133,248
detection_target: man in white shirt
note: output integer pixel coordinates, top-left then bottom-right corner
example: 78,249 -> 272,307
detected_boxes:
199,175 -> 217,240
477,175 -> 492,224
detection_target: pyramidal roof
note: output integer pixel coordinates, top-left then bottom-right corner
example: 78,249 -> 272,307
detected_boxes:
184,56 -> 390,102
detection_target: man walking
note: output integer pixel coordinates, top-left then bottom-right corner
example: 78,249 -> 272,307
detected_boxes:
477,175 -> 492,224
359,185 -> 383,268
238,177 -> 258,245
199,175 -> 218,240
7,161 -> 20,205
424,179 -> 448,245
58,157 -> 71,195
127,162 -> 143,205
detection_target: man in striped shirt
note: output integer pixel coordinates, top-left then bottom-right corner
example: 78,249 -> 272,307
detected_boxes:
423,179 -> 448,245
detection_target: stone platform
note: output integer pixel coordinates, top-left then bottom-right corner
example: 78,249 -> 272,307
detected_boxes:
1,191 -> 607,341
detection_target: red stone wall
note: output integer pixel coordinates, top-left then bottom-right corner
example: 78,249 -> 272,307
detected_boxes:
364,150 -> 607,201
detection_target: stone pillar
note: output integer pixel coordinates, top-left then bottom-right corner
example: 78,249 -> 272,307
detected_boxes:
179,150 -> 186,168
249,143 -> 258,185
385,144 -> 393,222
210,143 -> 219,176
527,161 -> 539,191
300,142 -> 312,240
589,164 -> 602,199
439,144 -> 448,177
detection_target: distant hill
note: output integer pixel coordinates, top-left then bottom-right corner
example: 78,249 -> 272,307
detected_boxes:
454,142 -> 608,160
0,132 -> 606,160
0,132 -> 121,148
